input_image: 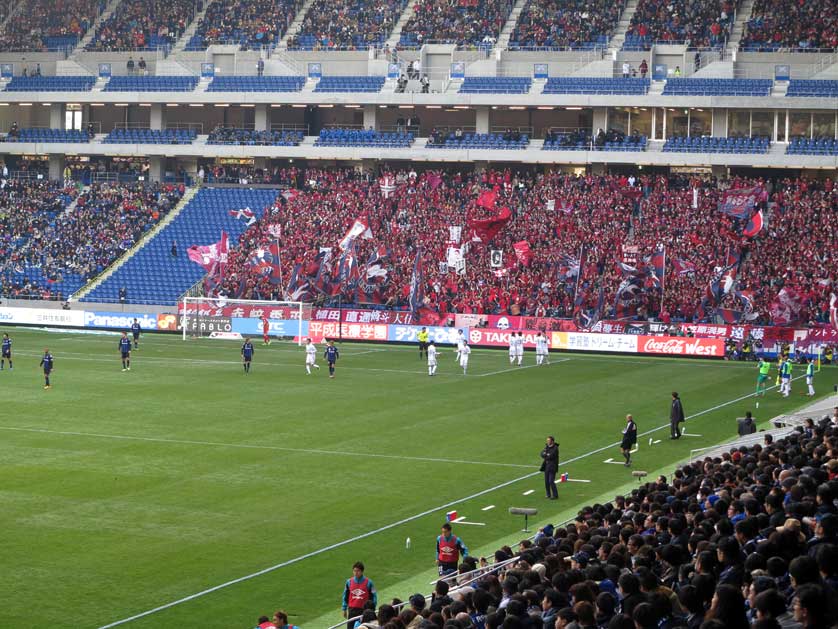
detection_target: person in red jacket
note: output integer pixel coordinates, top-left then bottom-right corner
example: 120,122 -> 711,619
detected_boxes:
437,522 -> 469,576
261,315 -> 271,345
342,561 -> 377,628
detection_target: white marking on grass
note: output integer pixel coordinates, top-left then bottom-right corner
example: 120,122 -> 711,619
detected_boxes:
0,426 -> 534,469
653,440 -> 662,444
565,478 -> 592,483
454,521 -> 486,526
93,374 -> 808,628
603,460 -> 626,465
481,505 -> 495,511
682,433 -> 703,437
451,516 -> 466,523
522,489 -> 534,495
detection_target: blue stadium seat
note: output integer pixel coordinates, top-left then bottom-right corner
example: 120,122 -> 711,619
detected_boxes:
207,128 -> 304,146
103,128 -> 198,145
786,80 -> 838,98
662,78 -> 773,97
104,76 -> 199,92
4,76 -> 96,92
427,132 -> 529,150
459,77 -> 532,94
662,135 -> 770,154
315,128 -> 414,148
206,76 -> 306,92
82,188 -> 282,305
786,137 -> 838,156
4,128 -> 91,143
542,77 -> 650,95
313,76 -> 385,93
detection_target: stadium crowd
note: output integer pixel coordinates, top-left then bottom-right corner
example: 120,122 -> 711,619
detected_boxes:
399,0 -> 514,47
265,409 -> 838,629
509,0 -> 626,49
206,168 -> 835,326
625,0 -> 735,48
190,0 -> 301,49
85,0 -> 196,51
0,0 -> 101,51
288,0 -> 407,49
0,181 -> 183,299
739,0 -> 838,51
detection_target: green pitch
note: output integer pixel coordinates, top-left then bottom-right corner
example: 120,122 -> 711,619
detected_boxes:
0,327 -> 832,629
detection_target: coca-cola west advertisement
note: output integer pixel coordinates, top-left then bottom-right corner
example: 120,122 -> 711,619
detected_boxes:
638,336 -> 725,357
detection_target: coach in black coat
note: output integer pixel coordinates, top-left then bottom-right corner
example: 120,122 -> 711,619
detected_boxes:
670,392 -> 685,439
540,436 -> 559,499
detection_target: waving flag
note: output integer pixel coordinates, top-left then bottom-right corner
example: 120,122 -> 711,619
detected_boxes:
719,186 -> 765,219
357,245 -> 391,304
513,240 -> 533,267
769,286 -> 807,325
830,293 -> 838,329
557,254 -> 580,281
187,231 -> 229,274
672,257 -> 697,276
285,263 -> 313,301
427,173 -> 443,190
335,238 -> 361,293
477,188 -> 498,210
743,210 -> 764,238
643,250 -> 666,289
408,249 -> 425,313
229,207 -> 256,226
379,174 -> 397,199
469,206 -> 512,243
338,216 -> 373,251
313,250 -> 335,295
281,189 -> 299,202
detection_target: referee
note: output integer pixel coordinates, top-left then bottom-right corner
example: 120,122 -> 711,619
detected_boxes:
418,327 -> 429,359
621,414 -> 637,466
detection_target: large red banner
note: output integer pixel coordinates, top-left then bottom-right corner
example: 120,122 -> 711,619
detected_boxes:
638,336 -> 726,357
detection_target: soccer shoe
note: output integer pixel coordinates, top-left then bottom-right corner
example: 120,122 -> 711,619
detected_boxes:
127,367 -> 131,371
329,375 -> 334,379
44,385 -> 51,390
122,368 -> 127,372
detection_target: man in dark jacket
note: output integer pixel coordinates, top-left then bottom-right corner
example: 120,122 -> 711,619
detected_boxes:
670,392 -> 685,439
540,436 -> 559,499
621,414 -> 637,466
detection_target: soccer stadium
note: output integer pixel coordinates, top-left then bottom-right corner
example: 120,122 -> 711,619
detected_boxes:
0,0 -> 837,627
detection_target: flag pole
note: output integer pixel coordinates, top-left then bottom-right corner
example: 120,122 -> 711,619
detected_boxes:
661,246 -> 667,318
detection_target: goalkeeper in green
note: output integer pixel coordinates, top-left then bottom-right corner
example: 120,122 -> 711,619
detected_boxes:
756,358 -> 771,396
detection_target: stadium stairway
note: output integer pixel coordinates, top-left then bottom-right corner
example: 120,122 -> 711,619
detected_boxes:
495,0 -> 530,51
608,0 -> 639,50
384,0 -> 420,49
72,186 -> 200,302
726,0 -> 755,56
69,0 -> 124,55
80,187 -> 282,305
172,2 -> 212,53
278,0 -> 320,48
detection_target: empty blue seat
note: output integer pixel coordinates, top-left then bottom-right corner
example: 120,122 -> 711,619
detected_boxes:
103,128 -> 198,145
427,132 -> 529,150
542,77 -> 650,95
786,80 -> 838,98
207,76 -> 306,92
662,78 -> 772,96
459,77 -> 532,94
662,135 -> 770,154
313,76 -> 385,93
315,128 -> 414,148
5,128 -> 91,143
786,138 -> 838,155
4,76 -> 95,92
104,76 -> 199,92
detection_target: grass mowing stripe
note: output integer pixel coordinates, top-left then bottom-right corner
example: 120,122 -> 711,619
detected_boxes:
0,426 -> 535,469
93,375 -> 798,629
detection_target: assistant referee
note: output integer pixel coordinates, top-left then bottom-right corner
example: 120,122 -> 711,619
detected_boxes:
418,327 -> 429,359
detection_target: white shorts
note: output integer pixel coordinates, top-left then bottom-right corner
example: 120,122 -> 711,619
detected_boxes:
460,356 -> 469,368
306,356 -> 316,365
428,359 -> 437,367
515,349 -> 524,357
806,376 -> 813,385
509,348 -> 516,357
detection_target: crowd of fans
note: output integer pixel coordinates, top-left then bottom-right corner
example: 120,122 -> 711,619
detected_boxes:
625,0 -> 736,48
740,0 -> 838,51
509,0 -> 625,49
288,0 -> 407,49
85,0 -> 196,51
399,0 -> 514,47
0,181 -> 184,299
301,409 -> 838,629
0,0 -> 101,51
190,0 -> 301,49
204,167 -> 835,326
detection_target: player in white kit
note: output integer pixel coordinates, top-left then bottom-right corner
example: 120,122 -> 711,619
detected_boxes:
514,331 -> 524,366
455,329 -> 466,362
535,332 -> 549,365
508,333 -> 517,365
459,341 -> 471,374
427,340 -> 440,376
305,338 -> 320,374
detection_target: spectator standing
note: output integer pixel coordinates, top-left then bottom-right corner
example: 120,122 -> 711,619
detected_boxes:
639,58 -> 648,78
436,522 -> 468,576
622,61 -> 631,77
119,286 -> 127,304
257,58 -> 264,77
138,57 -> 146,75
126,56 -> 134,74
342,561 -> 377,627
669,391 -> 684,439
738,411 -> 756,435
540,435 -> 559,499
171,240 -> 178,258
673,65 -> 681,76
621,414 -> 637,465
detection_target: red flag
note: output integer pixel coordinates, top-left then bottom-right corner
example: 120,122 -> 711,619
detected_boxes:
743,210 -> 764,238
477,188 -> 497,210
187,231 -> 229,274
469,206 -> 512,243
513,240 -> 533,267
830,293 -> 838,330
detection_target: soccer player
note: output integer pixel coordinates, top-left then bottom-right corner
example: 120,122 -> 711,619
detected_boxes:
459,341 -> 471,375
40,348 -> 54,389
508,332 -> 516,365
514,331 -> 524,366
436,522 -> 468,576
1,332 -> 12,370
621,414 -> 637,466
535,331 -> 549,366
342,561 -> 377,627
427,340 -> 439,376
119,331 -> 132,371
417,327 -> 429,359
261,316 -> 271,345
756,357 -> 771,396
241,337 -> 255,374
455,329 -> 466,363
131,318 -> 141,349
779,357 -> 792,397
324,340 -> 339,378
305,338 -> 320,374
805,358 -> 815,396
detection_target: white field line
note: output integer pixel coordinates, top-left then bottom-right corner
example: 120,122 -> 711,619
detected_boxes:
522,489 -> 534,495
0,425 -> 534,470
477,358 -> 571,377
90,373 -> 807,627
481,505 -> 495,511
